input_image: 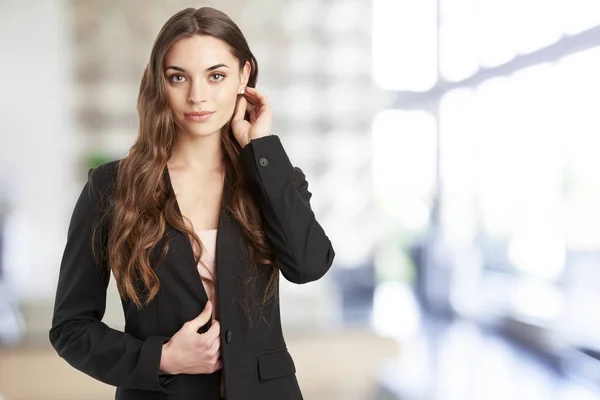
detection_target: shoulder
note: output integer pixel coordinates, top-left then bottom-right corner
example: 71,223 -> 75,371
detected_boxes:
292,166 -> 308,187
88,159 -> 121,188
86,159 -> 122,206
88,159 -> 121,181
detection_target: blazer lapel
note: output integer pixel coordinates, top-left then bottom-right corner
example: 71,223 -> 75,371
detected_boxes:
161,164 -> 240,306
215,169 -> 241,310
162,165 -> 208,303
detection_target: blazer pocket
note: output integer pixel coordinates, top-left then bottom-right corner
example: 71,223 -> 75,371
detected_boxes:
257,349 -> 297,380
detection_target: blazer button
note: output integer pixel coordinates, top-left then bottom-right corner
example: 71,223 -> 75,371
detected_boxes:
259,157 -> 269,167
226,330 -> 232,343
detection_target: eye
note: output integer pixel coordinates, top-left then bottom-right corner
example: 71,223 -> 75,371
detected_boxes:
169,74 -> 186,83
210,73 -> 226,82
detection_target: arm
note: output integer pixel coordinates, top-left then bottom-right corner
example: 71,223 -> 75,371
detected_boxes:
240,135 -> 335,284
49,167 -> 174,393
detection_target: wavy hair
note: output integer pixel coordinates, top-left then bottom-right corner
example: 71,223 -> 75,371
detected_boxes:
93,7 -> 277,324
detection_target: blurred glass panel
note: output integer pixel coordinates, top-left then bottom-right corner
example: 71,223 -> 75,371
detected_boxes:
371,281 -> 421,340
439,0 -> 480,82
502,63 -> 565,281
555,47 -> 600,353
440,46 -> 600,335
475,0 -> 518,67
564,0 -> 600,35
321,132 -> 374,270
559,47 -> 600,250
372,0 -> 437,91
514,0 -> 563,54
475,64 -> 564,257
442,0 -> 566,75
439,88 -> 478,245
510,277 -> 564,322
372,109 -> 436,234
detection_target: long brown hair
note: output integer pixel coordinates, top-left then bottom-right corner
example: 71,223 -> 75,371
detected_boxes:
93,7 -> 277,323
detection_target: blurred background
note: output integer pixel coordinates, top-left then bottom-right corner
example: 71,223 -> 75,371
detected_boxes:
1,0 -> 600,399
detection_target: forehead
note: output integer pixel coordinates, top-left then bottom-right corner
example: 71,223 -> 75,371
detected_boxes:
164,35 -> 237,70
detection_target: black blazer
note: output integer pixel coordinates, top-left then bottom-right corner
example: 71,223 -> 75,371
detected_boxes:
49,135 -> 335,400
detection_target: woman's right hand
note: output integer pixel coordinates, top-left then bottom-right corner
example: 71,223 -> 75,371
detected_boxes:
160,301 -> 221,375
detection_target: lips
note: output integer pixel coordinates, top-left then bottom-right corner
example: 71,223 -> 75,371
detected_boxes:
184,111 -> 215,122
185,111 -> 214,116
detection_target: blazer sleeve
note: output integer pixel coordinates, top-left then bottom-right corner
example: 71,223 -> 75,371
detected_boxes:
49,167 -> 174,393
240,135 -> 335,284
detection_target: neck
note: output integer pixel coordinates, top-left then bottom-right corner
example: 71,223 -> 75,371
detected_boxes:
168,129 -> 224,174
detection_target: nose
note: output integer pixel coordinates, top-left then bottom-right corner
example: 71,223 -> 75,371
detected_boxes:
187,79 -> 209,104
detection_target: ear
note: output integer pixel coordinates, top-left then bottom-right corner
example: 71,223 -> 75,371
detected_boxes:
238,60 -> 251,92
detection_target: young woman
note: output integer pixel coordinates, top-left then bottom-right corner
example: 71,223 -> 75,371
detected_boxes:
49,7 -> 335,400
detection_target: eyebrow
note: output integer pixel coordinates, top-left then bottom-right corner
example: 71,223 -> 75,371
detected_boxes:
164,63 -> 230,73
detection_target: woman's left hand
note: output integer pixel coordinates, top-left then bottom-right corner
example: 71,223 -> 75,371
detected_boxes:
231,86 -> 273,148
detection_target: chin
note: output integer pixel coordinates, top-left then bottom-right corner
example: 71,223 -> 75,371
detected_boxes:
178,121 -> 220,137
190,128 -> 220,137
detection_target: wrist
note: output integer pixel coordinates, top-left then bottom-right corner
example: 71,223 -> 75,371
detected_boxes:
160,342 -> 176,375
250,133 -> 271,141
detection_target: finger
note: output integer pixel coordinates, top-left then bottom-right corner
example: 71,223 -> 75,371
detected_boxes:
244,91 -> 271,118
256,102 -> 271,117
204,319 -> 221,341
248,104 -> 257,123
211,338 -> 221,354
186,301 -> 213,331
244,86 -> 262,97
233,96 -> 247,121
244,87 -> 269,106
241,88 -> 263,105
242,92 -> 257,105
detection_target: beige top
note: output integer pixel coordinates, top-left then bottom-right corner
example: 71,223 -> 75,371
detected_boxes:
194,229 -> 219,321
193,229 -> 224,397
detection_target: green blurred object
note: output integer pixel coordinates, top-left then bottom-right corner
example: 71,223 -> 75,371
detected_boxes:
85,151 -> 112,171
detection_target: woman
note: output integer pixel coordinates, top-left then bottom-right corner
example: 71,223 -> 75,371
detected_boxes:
49,7 -> 335,400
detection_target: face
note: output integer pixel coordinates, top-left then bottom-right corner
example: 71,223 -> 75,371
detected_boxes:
163,34 -> 250,138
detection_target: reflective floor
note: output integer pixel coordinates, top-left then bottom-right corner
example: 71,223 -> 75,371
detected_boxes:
376,318 -> 600,400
